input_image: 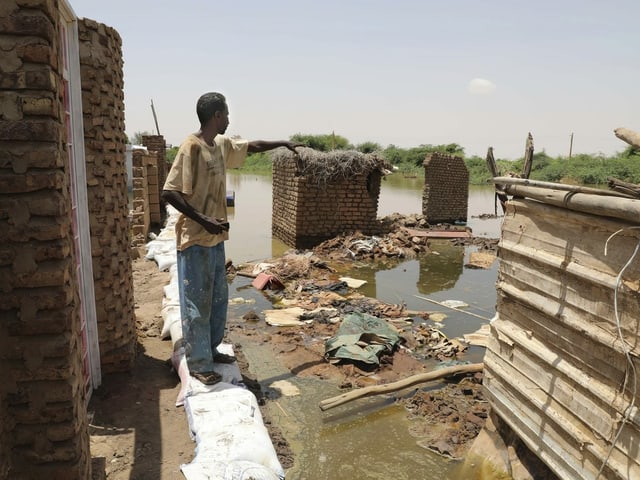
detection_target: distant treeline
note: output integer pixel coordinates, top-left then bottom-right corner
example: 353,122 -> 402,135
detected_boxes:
169,133 -> 640,185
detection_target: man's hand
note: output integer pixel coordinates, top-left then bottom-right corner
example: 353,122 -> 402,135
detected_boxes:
284,142 -> 305,154
201,216 -> 230,235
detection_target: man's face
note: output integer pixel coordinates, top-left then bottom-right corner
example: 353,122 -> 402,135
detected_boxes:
215,107 -> 229,135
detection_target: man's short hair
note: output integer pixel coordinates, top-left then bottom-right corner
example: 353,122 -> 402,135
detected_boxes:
196,92 -> 227,127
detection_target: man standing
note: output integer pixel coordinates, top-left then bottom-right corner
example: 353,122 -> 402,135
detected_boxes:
162,92 -> 301,384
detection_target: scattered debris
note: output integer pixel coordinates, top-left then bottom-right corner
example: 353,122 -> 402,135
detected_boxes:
403,375 -> 488,460
413,324 -> 467,360
338,276 -> 367,288
465,251 -> 497,269
264,307 -> 310,327
252,272 -> 285,290
463,324 -> 491,347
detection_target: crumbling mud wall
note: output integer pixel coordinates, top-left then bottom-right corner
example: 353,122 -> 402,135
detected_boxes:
0,1 -> 91,477
78,18 -> 135,373
272,149 -> 387,248
422,153 -> 469,224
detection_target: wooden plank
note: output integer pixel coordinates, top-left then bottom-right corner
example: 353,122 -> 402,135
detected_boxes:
483,360 -> 629,480
484,357 -> 604,480
401,227 -> 472,238
498,279 -> 640,360
498,250 -> 640,344
501,199 -> 640,281
497,294 -> 638,395
488,319 -> 640,437
485,344 -> 640,480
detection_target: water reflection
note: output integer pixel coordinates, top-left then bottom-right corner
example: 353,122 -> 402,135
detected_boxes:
417,243 -> 465,295
225,171 -> 502,263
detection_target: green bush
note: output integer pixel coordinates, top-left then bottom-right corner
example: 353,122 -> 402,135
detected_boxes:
232,132 -> 640,186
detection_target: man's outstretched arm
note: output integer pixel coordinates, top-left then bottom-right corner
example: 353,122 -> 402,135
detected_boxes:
248,140 -> 304,154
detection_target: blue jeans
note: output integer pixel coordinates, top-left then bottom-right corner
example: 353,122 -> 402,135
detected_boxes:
177,243 -> 228,373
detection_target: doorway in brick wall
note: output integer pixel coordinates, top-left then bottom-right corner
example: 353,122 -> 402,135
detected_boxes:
59,2 -> 101,399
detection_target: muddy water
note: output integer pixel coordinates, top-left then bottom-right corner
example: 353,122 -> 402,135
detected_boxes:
225,172 -> 501,479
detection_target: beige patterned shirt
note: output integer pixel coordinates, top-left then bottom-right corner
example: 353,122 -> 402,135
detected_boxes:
163,134 -> 248,250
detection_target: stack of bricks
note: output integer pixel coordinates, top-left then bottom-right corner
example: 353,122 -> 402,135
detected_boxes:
78,18 -> 135,374
272,153 -> 383,248
422,153 -> 469,224
0,0 -> 91,477
130,149 -> 153,246
142,134 -> 166,224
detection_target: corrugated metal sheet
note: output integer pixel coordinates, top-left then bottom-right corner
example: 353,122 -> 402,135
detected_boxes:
484,188 -> 640,480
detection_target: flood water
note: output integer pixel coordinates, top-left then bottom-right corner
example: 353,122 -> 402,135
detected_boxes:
225,172 -> 502,479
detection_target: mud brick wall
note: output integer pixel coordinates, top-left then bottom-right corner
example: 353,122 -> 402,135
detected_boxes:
0,1 -> 91,477
142,134 -> 166,224
422,153 -> 469,224
272,161 -> 383,248
130,150 -> 152,246
78,18 -> 135,374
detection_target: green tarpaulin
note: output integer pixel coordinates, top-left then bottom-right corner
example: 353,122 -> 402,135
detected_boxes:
325,312 -> 401,365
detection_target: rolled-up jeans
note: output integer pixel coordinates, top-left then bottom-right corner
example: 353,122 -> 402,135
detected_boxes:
177,243 -> 228,374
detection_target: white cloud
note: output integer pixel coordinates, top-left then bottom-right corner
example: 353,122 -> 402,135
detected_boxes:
467,78 -> 496,95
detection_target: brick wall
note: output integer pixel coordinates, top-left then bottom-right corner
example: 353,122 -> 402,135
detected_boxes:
142,134 -> 166,224
130,150 -> 153,246
422,153 -> 469,224
272,150 -> 385,248
78,18 -> 135,374
0,0 -> 91,477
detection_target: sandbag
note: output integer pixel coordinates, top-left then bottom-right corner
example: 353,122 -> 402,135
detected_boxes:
181,384 -> 284,479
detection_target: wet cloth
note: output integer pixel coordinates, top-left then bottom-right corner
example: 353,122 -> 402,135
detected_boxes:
325,312 -> 401,365
178,243 -> 228,374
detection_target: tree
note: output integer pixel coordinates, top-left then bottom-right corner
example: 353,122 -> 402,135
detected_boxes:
356,141 -> 382,153
166,146 -> 179,163
290,133 -> 352,151
130,130 -> 153,145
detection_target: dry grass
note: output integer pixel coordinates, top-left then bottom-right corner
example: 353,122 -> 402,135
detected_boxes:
271,147 -> 391,186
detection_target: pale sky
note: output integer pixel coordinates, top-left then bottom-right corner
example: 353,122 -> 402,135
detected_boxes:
71,0 -> 639,160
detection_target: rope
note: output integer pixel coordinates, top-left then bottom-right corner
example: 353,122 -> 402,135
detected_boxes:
595,227 -> 640,480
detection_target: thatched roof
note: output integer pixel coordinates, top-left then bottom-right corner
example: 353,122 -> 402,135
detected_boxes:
271,147 -> 392,185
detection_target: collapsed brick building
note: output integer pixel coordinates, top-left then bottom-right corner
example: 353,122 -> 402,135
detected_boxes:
271,148 -> 391,248
422,152 -> 469,224
0,2 -> 134,477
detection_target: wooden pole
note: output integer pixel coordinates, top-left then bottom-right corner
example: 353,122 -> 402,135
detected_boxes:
319,363 -> 484,411
492,177 -> 634,198
521,132 -> 534,179
569,132 -> 574,159
500,183 -> 640,223
151,98 -> 161,135
486,147 -> 507,214
614,127 -> 640,150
